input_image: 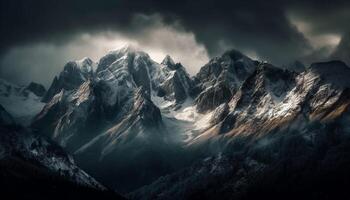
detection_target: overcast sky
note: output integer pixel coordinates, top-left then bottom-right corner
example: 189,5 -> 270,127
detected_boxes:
1,0 -> 350,86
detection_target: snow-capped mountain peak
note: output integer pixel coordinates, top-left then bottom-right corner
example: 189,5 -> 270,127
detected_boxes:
0,79 -> 45,125
76,57 -> 96,74
25,45 -> 350,196
193,49 -> 258,113
3,46 -> 350,197
308,60 -> 350,87
0,106 -> 109,193
161,55 -> 176,67
42,58 -> 96,102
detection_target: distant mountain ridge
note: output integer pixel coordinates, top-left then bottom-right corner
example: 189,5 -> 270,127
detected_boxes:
0,104 -> 123,199
0,79 -> 46,125
1,45 -> 350,199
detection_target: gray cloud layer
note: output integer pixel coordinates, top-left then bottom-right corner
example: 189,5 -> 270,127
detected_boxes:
1,0 -> 350,85
0,15 -> 209,86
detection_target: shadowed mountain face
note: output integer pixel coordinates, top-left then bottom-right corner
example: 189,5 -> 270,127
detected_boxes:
193,49 -> 257,113
31,46 -> 194,192
129,60 -> 350,200
0,105 -> 124,199
42,57 -> 96,103
2,45 -> 350,199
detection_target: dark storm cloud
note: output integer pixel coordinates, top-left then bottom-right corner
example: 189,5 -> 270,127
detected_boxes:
331,33 -> 350,65
1,0 -> 350,74
287,0 -> 350,35
285,0 -> 350,64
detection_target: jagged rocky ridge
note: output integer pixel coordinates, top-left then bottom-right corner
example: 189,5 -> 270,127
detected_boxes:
0,79 -> 46,125
158,56 -> 193,103
193,49 -> 257,113
26,82 -> 47,97
31,45 -> 194,192
130,60 -> 350,199
0,105 -> 123,199
189,60 -> 350,146
24,45 -> 350,198
42,57 -> 96,102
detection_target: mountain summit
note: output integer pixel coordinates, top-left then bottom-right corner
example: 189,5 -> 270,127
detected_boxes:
2,45 -> 350,199
161,55 -> 175,67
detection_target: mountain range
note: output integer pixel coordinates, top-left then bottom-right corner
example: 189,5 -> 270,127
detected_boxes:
1,45 -> 350,199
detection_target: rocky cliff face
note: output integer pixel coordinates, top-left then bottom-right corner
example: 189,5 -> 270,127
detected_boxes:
31,46 -> 192,192
187,60 -> 350,148
0,79 -> 45,125
42,57 -> 96,102
158,56 -> 193,103
129,60 -> 350,200
0,104 -> 123,199
193,49 -> 257,113
11,46 -> 350,198
25,82 -> 46,97
32,46 -> 180,152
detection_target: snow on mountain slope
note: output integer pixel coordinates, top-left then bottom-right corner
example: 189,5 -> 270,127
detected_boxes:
193,49 -> 258,113
130,113 -> 350,200
96,45 -> 167,95
25,82 -> 47,97
0,106 -> 107,191
75,87 -> 165,156
188,61 -> 350,149
158,56 -> 194,103
42,57 -> 96,102
0,79 -> 45,125
128,60 -> 350,200
161,55 -> 175,67
32,80 -> 103,152
30,46 -> 350,197
31,46 -> 197,193
77,57 -> 97,74
33,46 -> 196,152
153,97 -> 214,143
